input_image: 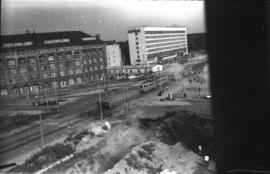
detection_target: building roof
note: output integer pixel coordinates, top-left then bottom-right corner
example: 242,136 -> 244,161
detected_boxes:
1,31 -> 105,51
128,26 -> 186,32
104,40 -> 116,45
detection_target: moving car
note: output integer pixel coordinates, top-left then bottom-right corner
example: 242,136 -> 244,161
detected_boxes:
205,93 -> 212,99
128,75 -> 137,79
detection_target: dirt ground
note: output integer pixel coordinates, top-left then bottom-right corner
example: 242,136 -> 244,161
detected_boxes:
47,54 -> 213,173
0,81 -> 141,169
2,52 -> 214,173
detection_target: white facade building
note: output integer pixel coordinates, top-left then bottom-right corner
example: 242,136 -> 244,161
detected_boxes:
105,44 -> 122,67
128,26 -> 188,65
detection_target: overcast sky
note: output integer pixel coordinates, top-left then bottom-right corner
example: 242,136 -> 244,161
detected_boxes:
1,0 -> 206,41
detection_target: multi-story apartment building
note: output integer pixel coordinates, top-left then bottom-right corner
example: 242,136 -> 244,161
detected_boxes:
128,26 -> 188,66
0,31 -> 107,96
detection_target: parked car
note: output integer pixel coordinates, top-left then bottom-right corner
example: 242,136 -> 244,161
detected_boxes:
32,99 -> 59,106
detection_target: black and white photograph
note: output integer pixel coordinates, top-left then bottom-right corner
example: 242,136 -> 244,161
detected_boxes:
0,0 -> 269,173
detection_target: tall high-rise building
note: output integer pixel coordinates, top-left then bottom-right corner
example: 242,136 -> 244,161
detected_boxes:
0,31 -> 107,96
128,26 -> 188,65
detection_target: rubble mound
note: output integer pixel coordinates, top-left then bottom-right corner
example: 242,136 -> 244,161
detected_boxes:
103,141 -> 202,174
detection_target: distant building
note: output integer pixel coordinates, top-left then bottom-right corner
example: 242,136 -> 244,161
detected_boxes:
107,65 -> 152,80
0,31 -> 107,96
128,26 -> 188,66
117,41 -> 131,66
105,41 -> 122,67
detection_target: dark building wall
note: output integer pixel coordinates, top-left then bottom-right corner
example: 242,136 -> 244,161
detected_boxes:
187,33 -> 207,51
0,32 -> 107,96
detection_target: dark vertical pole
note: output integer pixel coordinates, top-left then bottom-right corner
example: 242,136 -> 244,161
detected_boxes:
39,114 -> 44,148
98,78 -> 103,120
127,79 -> 129,110
44,88 -> 49,112
54,87 -> 59,112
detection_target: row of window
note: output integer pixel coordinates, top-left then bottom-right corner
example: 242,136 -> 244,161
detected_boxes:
146,41 -> 186,49
145,37 -> 186,44
107,68 -> 149,74
147,50 -> 178,60
38,46 -> 104,54
42,69 -> 82,79
5,77 -> 82,95
1,45 -> 104,59
2,73 -> 109,96
4,68 -> 102,85
145,30 -> 185,34
145,34 -> 185,39
2,41 -> 33,48
147,44 -> 187,54
7,75 -> 37,84
8,63 -> 104,75
6,51 -> 104,66
8,62 -> 105,75
7,57 -> 102,69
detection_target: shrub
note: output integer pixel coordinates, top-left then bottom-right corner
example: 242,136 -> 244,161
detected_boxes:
138,111 -> 214,159
140,143 -> 155,155
143,163 -> 163,174
65,129 -> 89,145
137,150 -> 152,161
15,143 -> 74,173
125,153 -> 144,171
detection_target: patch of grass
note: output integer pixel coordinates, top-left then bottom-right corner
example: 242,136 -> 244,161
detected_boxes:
137,149 -> 152,161
47,140 -> 106,173
138,111 -> 176,129
97,152 -> 124,173
139,110 -> 214,159
140,143 -> 155,155
138,118 -> 155,129
168,111 -> 214,158
11,143 -> 74,173
65,129 -> 89,146
143,163 -> 163,174
125,153 -> 144,171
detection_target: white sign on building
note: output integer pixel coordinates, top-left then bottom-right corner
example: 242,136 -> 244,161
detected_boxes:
105,44 -> 122,67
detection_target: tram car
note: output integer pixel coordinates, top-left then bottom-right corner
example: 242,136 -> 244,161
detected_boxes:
140,76 -> 169,92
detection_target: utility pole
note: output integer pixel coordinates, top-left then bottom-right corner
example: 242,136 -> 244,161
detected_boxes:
103,74 -> 107,100
39,113 -> 44,148
107,74 -> 111,100
54,87 -> 59,112
123,79 -> 127,115
127,79 -> 129,110
44,88 -> 49,113
98,78 -> 103,120
26,95 -> 30,105
159,67 -> 162,95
